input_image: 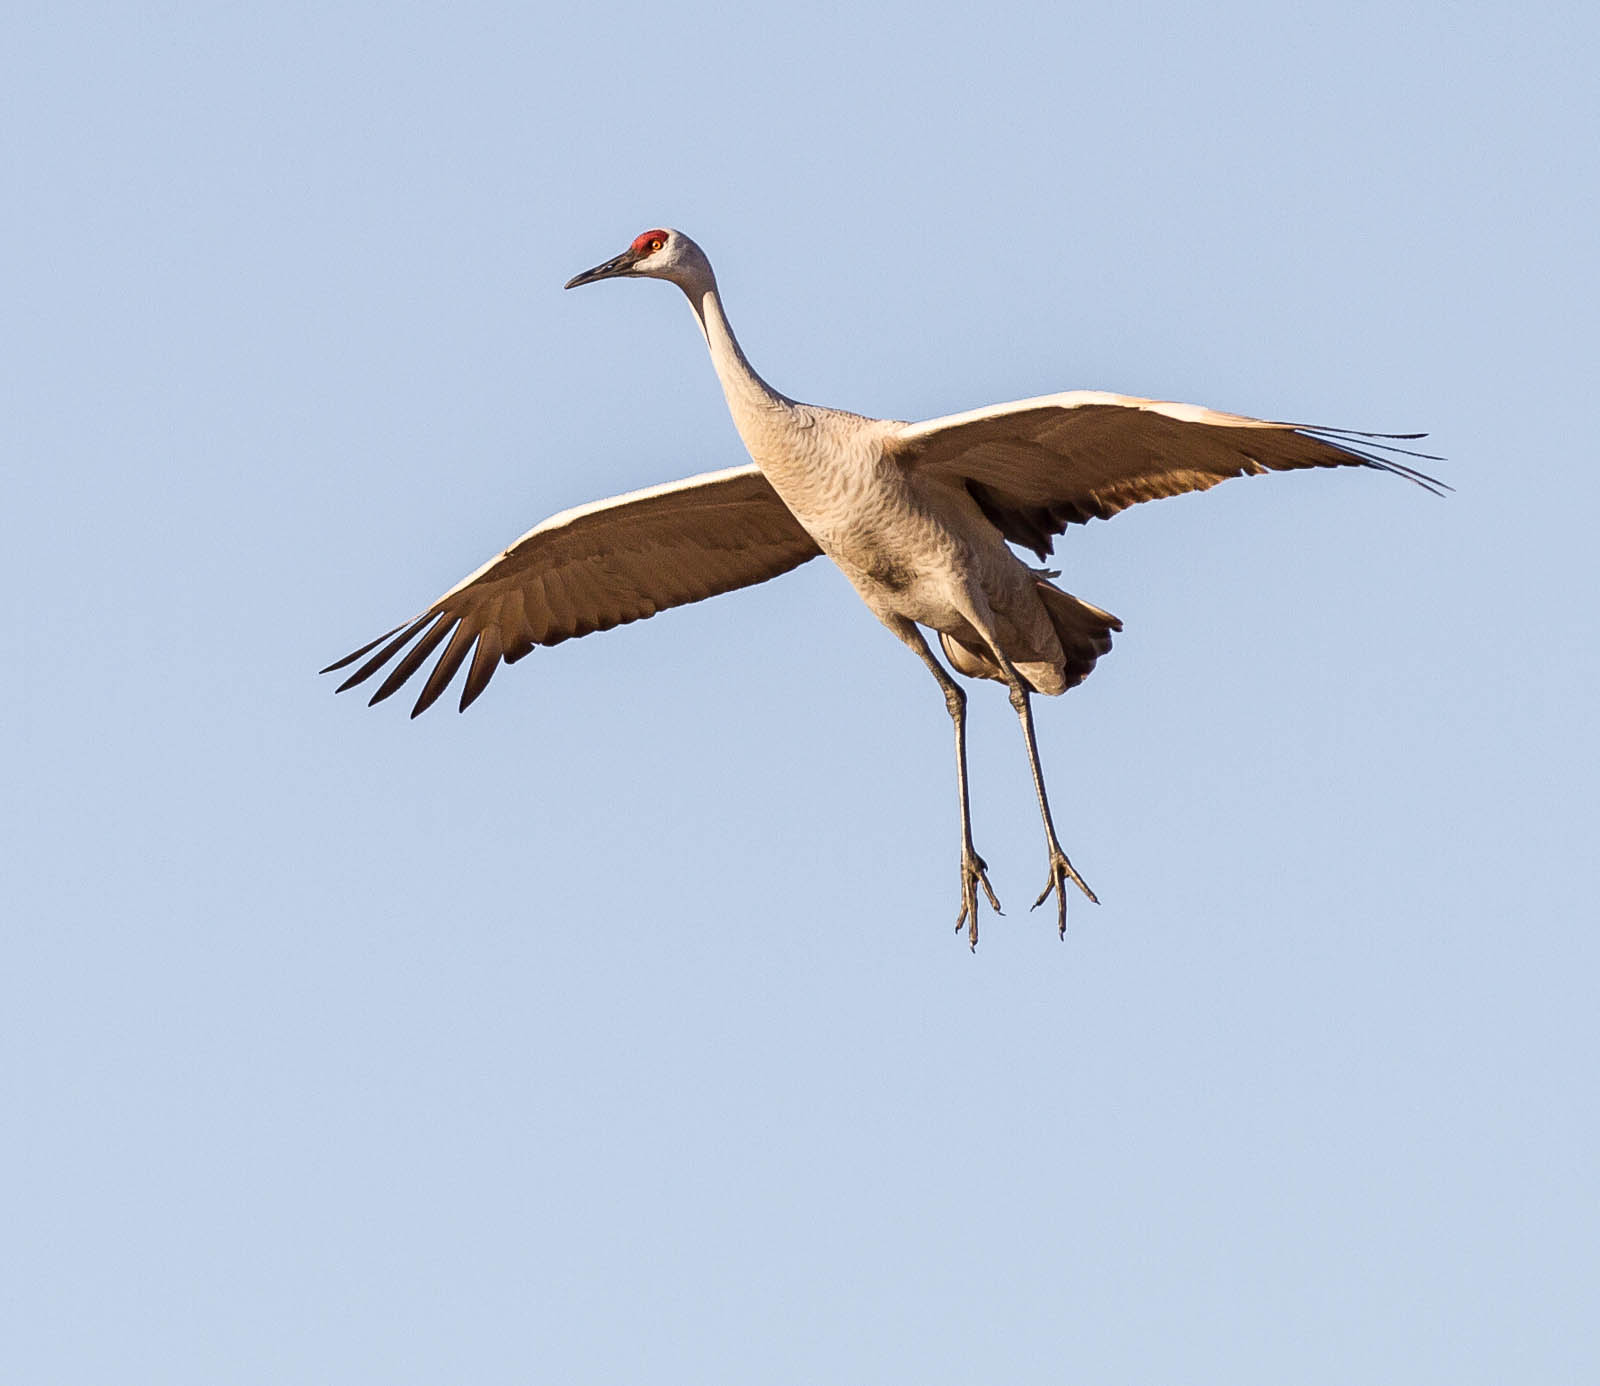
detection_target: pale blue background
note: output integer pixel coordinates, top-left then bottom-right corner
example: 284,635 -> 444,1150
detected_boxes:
6,3 -> 1597,1382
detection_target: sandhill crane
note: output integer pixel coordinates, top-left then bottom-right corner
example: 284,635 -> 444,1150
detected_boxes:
325,228 -> 1443,946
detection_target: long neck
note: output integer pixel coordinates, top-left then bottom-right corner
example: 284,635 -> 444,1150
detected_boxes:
687,281 -> 796,441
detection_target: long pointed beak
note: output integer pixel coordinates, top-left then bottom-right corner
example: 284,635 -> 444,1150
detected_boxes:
564,250 -> 639,290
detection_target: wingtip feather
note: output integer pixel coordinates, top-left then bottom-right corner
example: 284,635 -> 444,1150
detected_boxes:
321,619 -> 411,676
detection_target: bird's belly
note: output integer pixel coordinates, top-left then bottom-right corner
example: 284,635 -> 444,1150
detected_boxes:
828,516 -> 1056,662
827,529 -> 973,631
852,572 -> 969,631
760,438 -> 1011,633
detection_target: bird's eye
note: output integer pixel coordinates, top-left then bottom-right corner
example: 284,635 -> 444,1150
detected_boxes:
649,238 -> 664,253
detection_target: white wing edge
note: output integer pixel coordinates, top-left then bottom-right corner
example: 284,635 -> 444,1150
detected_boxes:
894,390 -> 1280,446
432,462 -> 771,603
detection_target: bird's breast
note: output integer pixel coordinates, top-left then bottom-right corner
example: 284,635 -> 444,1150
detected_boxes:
813,481 -> 979,627
743,412 -> 1010,628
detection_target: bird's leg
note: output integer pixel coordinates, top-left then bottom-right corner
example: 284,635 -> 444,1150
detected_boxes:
885,619 -> 1000,947
944,678 -> 1003,949
996,656 -> 1098,938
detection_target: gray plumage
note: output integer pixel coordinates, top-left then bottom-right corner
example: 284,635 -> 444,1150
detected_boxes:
325,228 -> 1443,945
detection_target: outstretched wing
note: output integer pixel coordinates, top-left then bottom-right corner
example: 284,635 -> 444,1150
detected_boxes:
887,390 -> 1446,560
323,464 -> 821,716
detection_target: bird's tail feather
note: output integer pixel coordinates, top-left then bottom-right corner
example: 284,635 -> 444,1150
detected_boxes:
1036,583 -> 1122,690
938,583 -> 1121,694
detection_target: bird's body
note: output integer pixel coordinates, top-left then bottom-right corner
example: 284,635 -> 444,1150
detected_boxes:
326,228 -> 1443,945
648,257 -> 1110,701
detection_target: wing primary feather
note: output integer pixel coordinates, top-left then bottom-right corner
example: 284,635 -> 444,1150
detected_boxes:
334,614 -> 434,693
368,612 -> 454,706
1302,434 -> 1452,496
1372,458 -> 1452,495
410,620 -> 479,718
1296,427 -> 1445,463
459,625 -> 504,713
322,619 -> 414,676
1288,423 -> 1434,444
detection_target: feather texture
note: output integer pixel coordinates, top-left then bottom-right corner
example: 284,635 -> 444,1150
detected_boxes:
889,391 -> 1446,559
323,464 -> 821,716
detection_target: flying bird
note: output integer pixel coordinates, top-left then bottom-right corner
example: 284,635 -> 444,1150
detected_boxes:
325,228 -> 1444,946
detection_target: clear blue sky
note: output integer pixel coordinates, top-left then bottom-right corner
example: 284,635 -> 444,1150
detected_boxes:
7,3 -> 1596,1382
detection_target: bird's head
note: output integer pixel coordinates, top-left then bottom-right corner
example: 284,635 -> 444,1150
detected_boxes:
564,227 -> 712,293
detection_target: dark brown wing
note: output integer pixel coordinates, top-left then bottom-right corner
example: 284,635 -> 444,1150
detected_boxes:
323,464 -> 821,716
888,390 -> 1445,560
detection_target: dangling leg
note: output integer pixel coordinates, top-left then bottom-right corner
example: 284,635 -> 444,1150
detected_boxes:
883,616 -> 1000,947
1000,664 -> 1098,936
955,601 -> 1097,938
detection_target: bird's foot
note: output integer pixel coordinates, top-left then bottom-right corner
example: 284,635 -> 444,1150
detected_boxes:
955,847 -> 1003,950
1031,847 -> 1098,938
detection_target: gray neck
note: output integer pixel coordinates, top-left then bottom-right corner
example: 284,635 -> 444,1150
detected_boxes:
686,282 -> 795,431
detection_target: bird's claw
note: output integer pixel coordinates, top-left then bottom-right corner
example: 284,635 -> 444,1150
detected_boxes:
1031,848 -> 1098,938
955,848 -> 1003,949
